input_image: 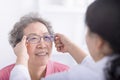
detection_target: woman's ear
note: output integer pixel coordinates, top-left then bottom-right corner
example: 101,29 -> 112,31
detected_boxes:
96,35 -> 112,55
95,35 -> 104,50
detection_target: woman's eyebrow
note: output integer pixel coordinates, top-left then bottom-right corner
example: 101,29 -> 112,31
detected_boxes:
27,33 -> 37,36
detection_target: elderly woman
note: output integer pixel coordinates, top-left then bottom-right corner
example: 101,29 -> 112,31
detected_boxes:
0,13 -> 69,80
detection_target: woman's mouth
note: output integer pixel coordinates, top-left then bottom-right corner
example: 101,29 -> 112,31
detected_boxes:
35,52 -> 48,56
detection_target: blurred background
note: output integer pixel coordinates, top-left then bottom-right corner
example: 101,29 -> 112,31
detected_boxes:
0,0 -> 94,69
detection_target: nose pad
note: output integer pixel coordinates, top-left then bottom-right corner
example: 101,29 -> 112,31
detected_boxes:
36,38 -> 46,48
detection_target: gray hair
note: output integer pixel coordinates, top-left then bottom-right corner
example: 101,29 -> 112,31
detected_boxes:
9,13 -> 54,48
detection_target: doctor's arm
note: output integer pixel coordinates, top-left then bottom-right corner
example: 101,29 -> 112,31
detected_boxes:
54,33 -> 87,64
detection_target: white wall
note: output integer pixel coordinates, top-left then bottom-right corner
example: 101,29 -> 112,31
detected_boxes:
0,0 -> 93,69
0,0 -> 21,69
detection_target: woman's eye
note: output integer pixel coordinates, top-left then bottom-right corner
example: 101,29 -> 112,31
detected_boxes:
29,37 -> 38,41
44,36 -> 51,41
31,37 -> 37,40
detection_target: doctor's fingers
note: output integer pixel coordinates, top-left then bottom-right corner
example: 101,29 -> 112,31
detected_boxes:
55,43 -> 64,48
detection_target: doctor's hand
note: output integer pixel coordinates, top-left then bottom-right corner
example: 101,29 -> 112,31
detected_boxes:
13,36 -> 29,67
54,33 -> 73,53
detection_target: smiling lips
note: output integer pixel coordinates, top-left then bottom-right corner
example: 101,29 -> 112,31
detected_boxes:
35,51 -> 48,56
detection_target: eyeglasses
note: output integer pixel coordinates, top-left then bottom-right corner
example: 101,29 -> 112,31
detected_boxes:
27,34 -> 54,44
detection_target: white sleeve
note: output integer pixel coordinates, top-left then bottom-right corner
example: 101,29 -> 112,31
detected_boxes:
41,71 -> 69,80
10,65 -> 31,80
80,56 -> 95,65
41,56 -> 98,80
41,64 -> 99,80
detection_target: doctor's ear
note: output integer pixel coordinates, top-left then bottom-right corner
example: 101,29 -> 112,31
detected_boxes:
95,35 -> 112,55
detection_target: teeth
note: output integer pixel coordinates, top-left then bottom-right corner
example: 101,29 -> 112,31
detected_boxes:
36,52 -> 46,56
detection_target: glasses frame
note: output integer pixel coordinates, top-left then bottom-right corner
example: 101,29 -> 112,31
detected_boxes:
26,33 -> 54,44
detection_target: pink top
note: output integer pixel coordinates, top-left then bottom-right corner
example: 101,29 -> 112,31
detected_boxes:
0,61 -> 69,80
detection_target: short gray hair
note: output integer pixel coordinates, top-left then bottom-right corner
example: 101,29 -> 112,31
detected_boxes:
9,13 -> 54,48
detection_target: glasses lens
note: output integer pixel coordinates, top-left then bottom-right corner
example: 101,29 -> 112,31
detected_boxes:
43,35 -> 54,42
27,35 -> 40,43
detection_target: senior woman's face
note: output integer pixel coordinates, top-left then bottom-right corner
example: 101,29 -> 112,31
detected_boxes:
24,22 -> 53,66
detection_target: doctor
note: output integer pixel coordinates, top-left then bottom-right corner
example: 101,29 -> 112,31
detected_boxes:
10,0 -> 120,80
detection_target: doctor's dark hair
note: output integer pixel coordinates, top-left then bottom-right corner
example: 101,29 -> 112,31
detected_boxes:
9,13 -> 54,48
85,0 -> 120,80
